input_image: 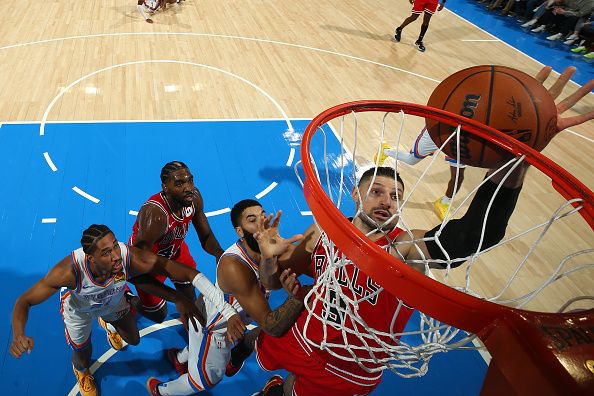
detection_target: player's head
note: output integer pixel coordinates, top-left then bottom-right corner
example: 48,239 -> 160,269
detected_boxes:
161,161 -> 195,207
231,199 -> 265,253
353,167 -> 404,232
81,224 -> 123,275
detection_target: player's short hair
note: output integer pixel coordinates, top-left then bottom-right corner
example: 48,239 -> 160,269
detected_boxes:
231,199 -> 262,228
358,166 -> 404,189
81,224 -> 113,254
160,161 -> 189,183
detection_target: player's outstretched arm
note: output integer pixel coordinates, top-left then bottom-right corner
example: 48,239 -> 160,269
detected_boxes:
218,257 -> 303,337
128,274 -> 205,331
129,246 -> 244,341
11,258 -> 75,358
191,189 -> 224,262
402,65 -> 594,268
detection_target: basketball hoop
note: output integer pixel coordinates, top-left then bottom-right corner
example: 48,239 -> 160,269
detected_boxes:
298,100 -> 594,394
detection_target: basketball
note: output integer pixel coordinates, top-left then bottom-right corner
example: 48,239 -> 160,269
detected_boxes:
426,65 -> 558,168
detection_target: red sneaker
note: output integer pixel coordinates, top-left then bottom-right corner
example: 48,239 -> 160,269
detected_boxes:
146,377 -> 162,396
225,359 -> 244,377
251,375 -> 284,396
166,348 -> 188,375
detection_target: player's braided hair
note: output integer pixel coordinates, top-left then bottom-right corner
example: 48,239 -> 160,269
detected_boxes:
81,224 -> 113,254
230,199 -> 262,228
160,161 -> 189,183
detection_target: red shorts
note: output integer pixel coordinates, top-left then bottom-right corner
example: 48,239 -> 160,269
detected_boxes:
255,326 -> 381,396
137,241 -> 197,311
413,0 -> 438,14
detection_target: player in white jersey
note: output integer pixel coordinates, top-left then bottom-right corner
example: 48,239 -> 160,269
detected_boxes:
374,126 -> 467,221
11,224 -> 245,396
146,199 -> 303,396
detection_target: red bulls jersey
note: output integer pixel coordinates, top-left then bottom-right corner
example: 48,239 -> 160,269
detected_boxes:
295,226 -> 414,379
129,192 -> 195,259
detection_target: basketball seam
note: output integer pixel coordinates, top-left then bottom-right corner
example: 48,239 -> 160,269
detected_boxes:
438,68 -> 489,160
480,66 -> 496,167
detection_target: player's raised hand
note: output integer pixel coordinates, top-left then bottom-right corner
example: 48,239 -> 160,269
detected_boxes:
534,65 -> 594,131
10,334 -> 34,358
254,211 -> 303,259
225,314 -> 247,343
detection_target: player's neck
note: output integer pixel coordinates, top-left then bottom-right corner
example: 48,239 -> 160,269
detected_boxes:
162,191 -> 185,217
240,240 -> 261,263
352,217 -> 385,242
88,261 -> 110,282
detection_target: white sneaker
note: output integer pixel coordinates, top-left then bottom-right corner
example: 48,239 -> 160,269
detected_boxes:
564,37 -> 578,45
566,33 -> 578,41
521,18 -> 537,28
546,33 -> 563,41
531,25 -> 546,33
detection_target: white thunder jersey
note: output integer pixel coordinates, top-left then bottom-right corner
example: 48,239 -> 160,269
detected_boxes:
203,241 -> 269,334
62,242 -> 131,314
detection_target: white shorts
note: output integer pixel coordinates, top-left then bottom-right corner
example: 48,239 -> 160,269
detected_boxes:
60,291 -> 130,350
186,327 -> 231,391
413,128 -> 467,168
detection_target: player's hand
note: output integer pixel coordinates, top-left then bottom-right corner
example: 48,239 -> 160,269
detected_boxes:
534,66 -> 594,132
175,296 -> 205,331
10,334 -> 34,358
225,314 -> 247,343
280,268 -> 312,302
254,211 -> 303,259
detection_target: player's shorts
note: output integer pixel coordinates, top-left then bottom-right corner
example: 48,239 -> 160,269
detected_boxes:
137,241 -> 197,311
256,326 -> 381,396
412,0 -> 439,14
60,291 -> 130,351
186,328 -> 230,391
412,128 -> 467,168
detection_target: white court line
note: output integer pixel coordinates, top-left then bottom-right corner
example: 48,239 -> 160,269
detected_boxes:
0,117 -> 313,124
41,218 -> 57,223
461,39 -> 500,42
255,182 -> 278,199
72,186 -> 100,203
205,207 -> 231,217
67,319 -> 258,396
300,211 -> 313,216
0,32 -> 441,83
43,152 -> 58,171
286,148 -> 295,167
128,210 -> 138,216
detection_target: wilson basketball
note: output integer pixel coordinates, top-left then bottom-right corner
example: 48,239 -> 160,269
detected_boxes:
426,65 -> 558,168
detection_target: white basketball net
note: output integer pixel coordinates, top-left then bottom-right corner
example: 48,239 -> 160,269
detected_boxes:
295,108 -> 594,378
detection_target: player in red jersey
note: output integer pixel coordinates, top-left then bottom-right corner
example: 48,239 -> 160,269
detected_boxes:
394,0 -> 446,52
251,66 -> 594,395
129,161 -> 224,323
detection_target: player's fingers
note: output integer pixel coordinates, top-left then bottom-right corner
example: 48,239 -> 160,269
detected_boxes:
558,111 -> 594,132
534,66 -> 553,85
272,210 -> 283,228
548,66 -> 576,100
556,79 -> 594,115
9,344 -> 22,358
280,268 -> 290,282
286,234 -> 303,244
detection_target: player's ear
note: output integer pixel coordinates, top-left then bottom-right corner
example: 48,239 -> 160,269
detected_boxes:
352,186 -> 360,203
162,183 -> 167,192
236,226 -> 244,239
85,253 -> 94,263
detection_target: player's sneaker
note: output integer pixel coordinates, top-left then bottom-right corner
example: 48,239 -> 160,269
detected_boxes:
146,377 -> 163,396
584,52 -> 594,59
571,45 -> 587,53
98,317 -> 124,350
434,198 -> 450,221
166,348 -> 188,375
394,27 -> 402,42
414,40 -> 426,52
72,365 -> 97,396
225,359 -> 245,377
531,25 -> 545,33
373,142 -> 392,166
251,375 -> 284,396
